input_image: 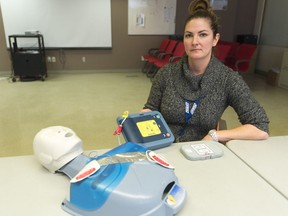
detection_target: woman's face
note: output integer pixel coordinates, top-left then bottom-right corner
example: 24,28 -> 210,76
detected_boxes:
184,18 -> 219,61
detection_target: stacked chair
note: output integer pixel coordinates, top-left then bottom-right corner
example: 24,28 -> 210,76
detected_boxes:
147,41 -> 186,78
217,41 -> 240,67
226,43 -> 257,73
216,41 -> 257,74
142,39 -> 170,63
142,39 -> 178,74
214,43 -> 232,63
144,40 -> 186,78
142,38 -> 256,79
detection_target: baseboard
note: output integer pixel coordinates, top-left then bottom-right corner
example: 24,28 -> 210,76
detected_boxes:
255,70 -> 267,76
47,69 -> 142,74
0,69 -> 142,76
0,71 -> 11,77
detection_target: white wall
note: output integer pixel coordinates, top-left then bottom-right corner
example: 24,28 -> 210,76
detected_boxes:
255,0 -> 288,74
256,45 -> 285,73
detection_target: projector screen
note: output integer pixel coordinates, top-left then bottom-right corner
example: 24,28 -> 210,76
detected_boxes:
0,0 -> 112,49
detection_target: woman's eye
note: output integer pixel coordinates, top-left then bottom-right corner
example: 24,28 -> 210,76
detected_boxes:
199,33 -> 207,37
185,34 -> 192,38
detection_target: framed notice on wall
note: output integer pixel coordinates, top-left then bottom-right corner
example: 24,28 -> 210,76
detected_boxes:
210,0 -> 228,10
128,0 -> 177,35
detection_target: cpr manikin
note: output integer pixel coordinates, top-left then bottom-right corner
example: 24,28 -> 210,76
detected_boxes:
33,126 -> 186,216
33,126 -> 88,178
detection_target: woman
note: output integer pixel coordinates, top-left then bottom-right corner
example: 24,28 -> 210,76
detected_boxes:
142,0 -> 269,143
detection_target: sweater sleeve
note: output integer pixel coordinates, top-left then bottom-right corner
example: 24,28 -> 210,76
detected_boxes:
143,67 -> 167,111
227,72 -> 270,133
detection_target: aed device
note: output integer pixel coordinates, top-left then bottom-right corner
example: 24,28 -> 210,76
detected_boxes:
116,111 -> 175,150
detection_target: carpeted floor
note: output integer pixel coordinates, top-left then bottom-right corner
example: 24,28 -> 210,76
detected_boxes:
0,71 -> 287,157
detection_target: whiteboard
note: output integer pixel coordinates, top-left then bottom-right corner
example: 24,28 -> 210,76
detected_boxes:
128,0 -> 176,35
0,0 -> 112,49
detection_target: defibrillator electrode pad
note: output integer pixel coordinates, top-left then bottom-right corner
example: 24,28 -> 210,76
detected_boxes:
116,111 -> 175,150
180,141 -> 224,160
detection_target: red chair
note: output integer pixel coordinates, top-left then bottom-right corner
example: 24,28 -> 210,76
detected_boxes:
143,40 -> 178,74
214,43 -> 232,63
142,39 -> 170,60
223,42 -> 240,66
154,41 -> 185,67
147,41 -> 186,78
227,43 -> 257,73
142,39 -> 170,73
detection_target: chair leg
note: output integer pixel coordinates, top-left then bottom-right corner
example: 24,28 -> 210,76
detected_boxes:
147,65 -> 159,78
145,63 -> 155,76
142,61 -> 148,73
217,119 -> 227,130
146,64 -> 155,77
144,62 -> 154,74
149,68 -> 160,82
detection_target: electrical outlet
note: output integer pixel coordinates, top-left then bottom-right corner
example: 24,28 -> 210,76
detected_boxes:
52,56 -> 56,63
82,57 -> 86,62
47,56 -> 51,62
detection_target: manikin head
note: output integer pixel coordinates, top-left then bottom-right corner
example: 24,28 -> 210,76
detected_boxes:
33,126 -> 83,173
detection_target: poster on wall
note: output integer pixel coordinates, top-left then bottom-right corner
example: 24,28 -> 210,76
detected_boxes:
210,0 -> 228,10
128,0 -> 176,35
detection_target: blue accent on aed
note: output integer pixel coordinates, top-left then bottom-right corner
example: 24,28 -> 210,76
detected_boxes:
69,142 -> 147,211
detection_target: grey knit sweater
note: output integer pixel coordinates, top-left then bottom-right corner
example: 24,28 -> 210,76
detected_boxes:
144,55 -> 269,142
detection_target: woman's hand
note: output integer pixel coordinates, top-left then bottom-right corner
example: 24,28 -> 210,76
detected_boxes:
140,108 -> 152,113
202,124 -> 269,143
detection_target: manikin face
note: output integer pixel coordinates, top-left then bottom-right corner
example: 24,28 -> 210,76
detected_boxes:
184,18 -> 219,62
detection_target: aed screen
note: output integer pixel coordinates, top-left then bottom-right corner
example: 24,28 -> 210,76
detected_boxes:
119,114 -> 169,143
136,120 -> 161,137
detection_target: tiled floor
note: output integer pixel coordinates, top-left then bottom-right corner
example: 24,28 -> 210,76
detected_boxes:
0,71 -> 287,157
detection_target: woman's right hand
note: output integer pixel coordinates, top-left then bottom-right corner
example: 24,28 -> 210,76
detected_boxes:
140,108 -> 152,113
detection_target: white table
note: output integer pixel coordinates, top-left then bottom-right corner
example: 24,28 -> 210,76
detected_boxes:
1,141 -> 288,216
227,136 -> 288,200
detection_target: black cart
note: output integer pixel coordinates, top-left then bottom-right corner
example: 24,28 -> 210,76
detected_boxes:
8,34 -> 47,82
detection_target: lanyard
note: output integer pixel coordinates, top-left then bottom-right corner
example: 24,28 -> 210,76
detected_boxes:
178,99 -> 200,138
185,99 -> 200,124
